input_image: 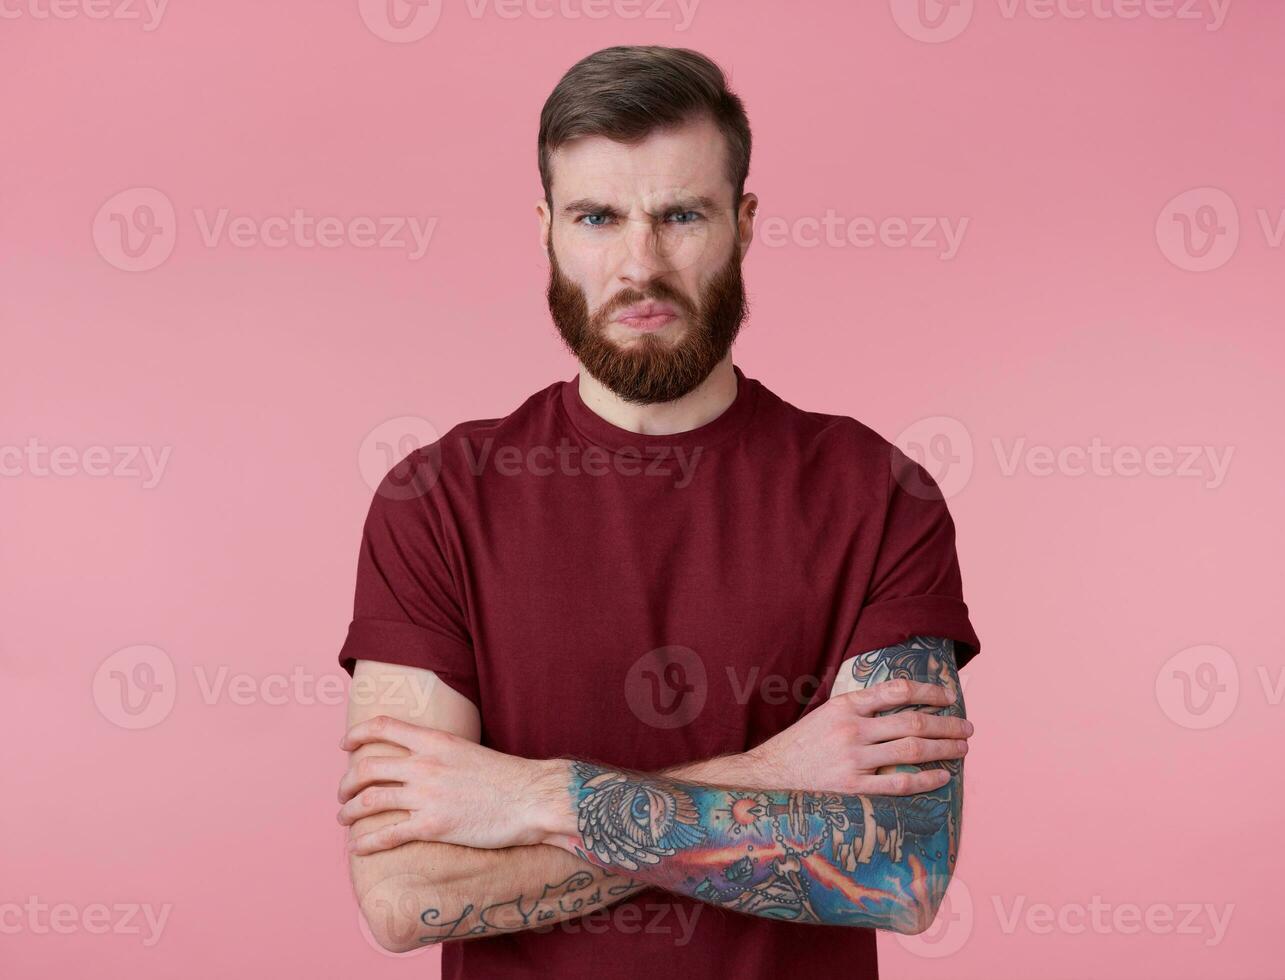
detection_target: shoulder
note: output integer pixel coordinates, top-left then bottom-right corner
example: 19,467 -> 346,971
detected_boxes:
755,382 -> 924,505
366,379 -> 564,518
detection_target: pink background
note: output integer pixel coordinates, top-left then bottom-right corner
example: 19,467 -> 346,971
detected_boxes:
2,1 -> 1281,977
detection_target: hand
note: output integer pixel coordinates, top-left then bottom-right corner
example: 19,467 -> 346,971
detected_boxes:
742,679 -> 972,796
336,715 -> 566,855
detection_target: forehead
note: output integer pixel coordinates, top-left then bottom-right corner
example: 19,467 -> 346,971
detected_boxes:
548,114 -> 731,209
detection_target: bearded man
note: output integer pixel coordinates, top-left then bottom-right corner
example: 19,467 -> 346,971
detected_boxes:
336,44 -> 981,980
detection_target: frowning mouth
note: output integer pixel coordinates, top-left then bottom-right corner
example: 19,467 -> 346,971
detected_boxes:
615,301 -> 681,331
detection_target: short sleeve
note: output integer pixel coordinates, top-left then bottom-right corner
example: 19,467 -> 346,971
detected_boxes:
846,446 -> 982,669
337,458 -> 480,707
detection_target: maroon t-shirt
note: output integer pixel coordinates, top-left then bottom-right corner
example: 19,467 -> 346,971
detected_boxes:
338,363 -> 981,979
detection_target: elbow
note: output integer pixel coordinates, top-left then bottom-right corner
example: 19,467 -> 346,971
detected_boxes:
809,888 -> 943,934
890,898 -> 940,936
358,881 -> 446,953
818,852 -> 954,934
885,865 -> 954,936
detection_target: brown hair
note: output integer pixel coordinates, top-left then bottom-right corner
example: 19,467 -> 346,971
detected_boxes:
538,45 -> 752,211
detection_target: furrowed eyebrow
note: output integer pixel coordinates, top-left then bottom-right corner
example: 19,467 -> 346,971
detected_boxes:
560,195 -> 723,218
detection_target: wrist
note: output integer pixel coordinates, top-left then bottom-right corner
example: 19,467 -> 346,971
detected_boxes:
523,758 -> 579,850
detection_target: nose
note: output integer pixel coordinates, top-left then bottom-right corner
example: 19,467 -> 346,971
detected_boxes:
616,215 -> 673,285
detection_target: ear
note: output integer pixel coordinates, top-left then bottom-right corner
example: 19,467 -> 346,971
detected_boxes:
535,199 -> 551,256
736,192 -> 758,258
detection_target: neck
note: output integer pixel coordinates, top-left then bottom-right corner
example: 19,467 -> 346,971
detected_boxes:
575,355 -> 738,436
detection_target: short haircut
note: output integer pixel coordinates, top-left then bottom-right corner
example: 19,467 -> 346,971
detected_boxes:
538,45 -> 752,210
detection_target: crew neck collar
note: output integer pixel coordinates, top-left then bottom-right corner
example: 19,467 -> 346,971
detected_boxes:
559,363 -> 759,456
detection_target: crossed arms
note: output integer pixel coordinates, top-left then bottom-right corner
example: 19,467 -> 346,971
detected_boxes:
338,636 -> 972,951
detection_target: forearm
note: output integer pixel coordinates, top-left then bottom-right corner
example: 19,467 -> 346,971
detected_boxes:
347,739 -> 646,951
539,761 -> 958,934
351,751 -> 758,950
356,832 -> 646,949
661,752 -> 764,786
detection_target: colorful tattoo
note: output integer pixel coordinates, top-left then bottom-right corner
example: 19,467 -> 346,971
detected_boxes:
567,636 -> 966,932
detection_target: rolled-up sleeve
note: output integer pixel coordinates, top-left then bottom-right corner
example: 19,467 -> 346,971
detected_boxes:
846,446 -> 981,669
337,454 -> 479,707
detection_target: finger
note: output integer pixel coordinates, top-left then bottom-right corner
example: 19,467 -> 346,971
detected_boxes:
863,710 -> 974,744
337,786 -> 416,826
863,736 -> 969,770
843,680 -> 956,717
852,769 -> 952,797
337,756 -> 410,803
347,820 -> 418,855
341,715 -> 437,754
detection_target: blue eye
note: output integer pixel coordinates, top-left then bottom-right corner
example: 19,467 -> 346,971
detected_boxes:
630,793 -> 650,822
668,211 -> 702,224
579,213 -> 613,228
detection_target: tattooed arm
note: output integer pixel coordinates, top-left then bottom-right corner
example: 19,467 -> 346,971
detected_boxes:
340,638 -> 971,940
341,660 -> 783,950
541,637 -> 968,934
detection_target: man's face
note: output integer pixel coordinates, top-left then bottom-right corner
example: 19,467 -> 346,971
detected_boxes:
539,115 -> 755,404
